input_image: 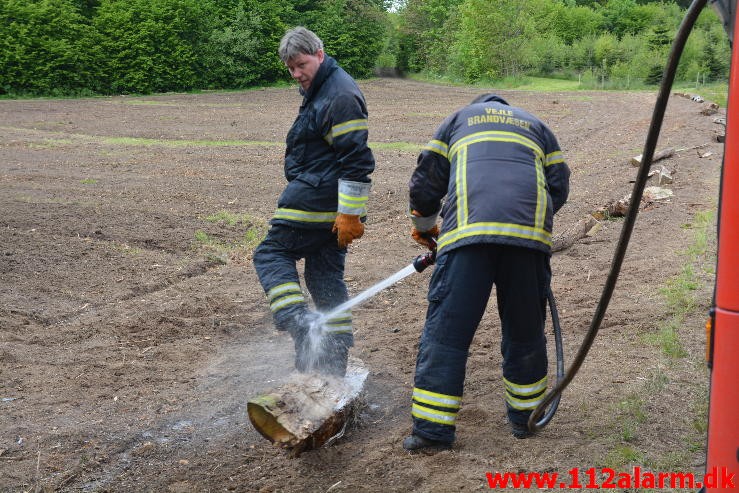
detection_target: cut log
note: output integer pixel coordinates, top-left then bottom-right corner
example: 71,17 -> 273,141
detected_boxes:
592,196 -> 630,220
643,186 -> 674,201
552,215 -> 599,252
247,359 -> 368,457
630,147 -> 675,167
701,103 -> 720,116
675,143 -> 709,152
648,165 -> 673,185
672,92 -> 705,103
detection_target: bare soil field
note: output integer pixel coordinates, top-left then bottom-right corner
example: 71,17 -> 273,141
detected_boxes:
0,78 -> 724,492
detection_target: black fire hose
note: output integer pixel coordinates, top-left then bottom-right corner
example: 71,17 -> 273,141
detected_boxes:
536,287 -> 565,428
528,0 -> 708,432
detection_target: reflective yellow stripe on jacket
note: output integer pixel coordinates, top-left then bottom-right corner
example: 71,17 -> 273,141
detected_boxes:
273,208 -> 338,224
438,222 -> 552,251
272,208 -> 367,224
545,150 -> 564,166
324,118 -> 369,145
455,145 -> 469,228
439,130 -> 549,252
423,139 -> 449,158
338,192 -> 368,214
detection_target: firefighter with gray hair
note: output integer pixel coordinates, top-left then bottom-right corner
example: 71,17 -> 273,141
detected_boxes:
253,27 -> 375,377
403,93 -> 570,451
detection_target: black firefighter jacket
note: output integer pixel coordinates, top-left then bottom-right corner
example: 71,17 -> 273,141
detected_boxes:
409,95 -> 570,255
272,55 -> 375,229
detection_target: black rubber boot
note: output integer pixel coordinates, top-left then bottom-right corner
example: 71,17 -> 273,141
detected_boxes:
402,434 -> 452,453
284,310 -> 351,377
281,309 -> 322,373
510,422 -> 534,439
312,333 -> 351,377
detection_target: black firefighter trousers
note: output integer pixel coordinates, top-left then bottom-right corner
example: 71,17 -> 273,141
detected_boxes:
411,243 -> 550,444
253,225 -> 353,376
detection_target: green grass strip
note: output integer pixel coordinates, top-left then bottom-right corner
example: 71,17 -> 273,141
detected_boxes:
104,136 -> 422,151
0,126 -> 277,148
102,136 -> 280,147
2,124 -> 424,152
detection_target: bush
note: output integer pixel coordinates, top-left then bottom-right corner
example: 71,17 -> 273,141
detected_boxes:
203,0 -> 291,89
0,0 -> 101,95
308,0 -> 387,79
93,0 -> 214,94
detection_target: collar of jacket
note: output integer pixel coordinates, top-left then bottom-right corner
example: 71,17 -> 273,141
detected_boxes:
299,55 -> 339,102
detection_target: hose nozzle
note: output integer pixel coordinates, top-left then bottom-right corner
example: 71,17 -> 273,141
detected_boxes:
413,237 -> 437,272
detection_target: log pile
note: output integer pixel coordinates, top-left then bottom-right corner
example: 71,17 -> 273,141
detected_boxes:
553,187 -> 674,253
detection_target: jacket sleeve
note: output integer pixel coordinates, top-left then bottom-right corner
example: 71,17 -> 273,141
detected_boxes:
323,92 -> 375,215
408,116 -> 453,230
541,126 -> 570,214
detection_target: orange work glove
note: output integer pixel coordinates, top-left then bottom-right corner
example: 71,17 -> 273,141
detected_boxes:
332,213 -> 364,248
411,224 -> 439,249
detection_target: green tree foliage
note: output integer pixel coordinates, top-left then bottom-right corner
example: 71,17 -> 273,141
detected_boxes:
0,0 -> 732,96
308,0 -> 388,79
396,0 -> 463,73
548,2 -> 604,44
600,0 -> 650,37
703,28 -> 729,80
0,0 -> 100,95
203,0 -> 293,89
452,0 -> 569,82
74,0 -> 100,17
92,0 -> 214,94
376,12 -> 402,73
390,0 -> 730,87
1,0 -> 389,96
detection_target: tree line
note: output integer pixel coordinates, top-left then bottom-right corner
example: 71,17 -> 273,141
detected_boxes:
389,0 -> 730,89
0,0 -> 387,96
0,0 -> 730,97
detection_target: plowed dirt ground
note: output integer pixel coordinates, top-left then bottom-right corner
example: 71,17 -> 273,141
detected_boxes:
0,78 -> 723,492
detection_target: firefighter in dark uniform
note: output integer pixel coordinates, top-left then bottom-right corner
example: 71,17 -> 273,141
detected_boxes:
253,27 -> 375,377
403,94 -> 570,451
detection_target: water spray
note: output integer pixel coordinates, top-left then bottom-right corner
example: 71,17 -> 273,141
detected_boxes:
319,242 -> 437,326
301,242 -> 438,372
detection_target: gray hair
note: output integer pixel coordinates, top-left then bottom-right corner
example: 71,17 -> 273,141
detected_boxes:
279,27 -> 324,62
